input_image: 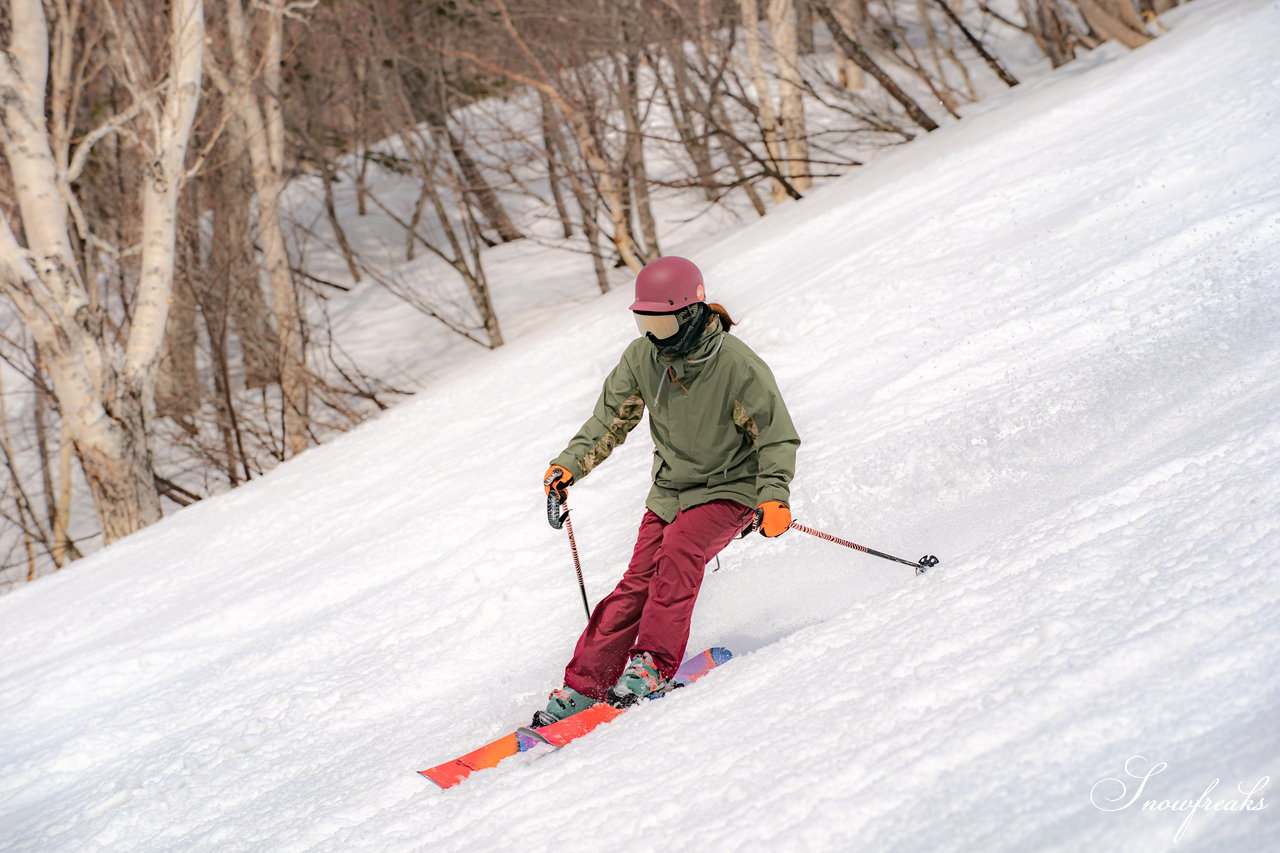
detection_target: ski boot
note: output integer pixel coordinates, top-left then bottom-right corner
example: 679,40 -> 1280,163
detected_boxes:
531,685 -> 597,728
606,651 -> 667,708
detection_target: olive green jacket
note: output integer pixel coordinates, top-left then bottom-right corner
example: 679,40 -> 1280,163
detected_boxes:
552,317 -> 800,522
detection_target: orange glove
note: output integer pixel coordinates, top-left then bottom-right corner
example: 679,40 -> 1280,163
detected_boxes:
543,465 -> 573,499
757,500 -> 791,537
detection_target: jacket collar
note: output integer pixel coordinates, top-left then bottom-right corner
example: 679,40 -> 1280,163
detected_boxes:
654,315 -> 725,379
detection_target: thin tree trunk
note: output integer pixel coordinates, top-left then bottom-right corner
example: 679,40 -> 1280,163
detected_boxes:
55,418 -> 76,563
30,344 -> 78,565
738,0 -> 788,201
155,226 -> 201,424
0,369 -> 46,578
711,99 -> 769,216
796,0 -> 816,53
770,0 -> 812,193
456,206 -> 504,348
618,45 -> 659,259
931,0 -> 1020,87
321,162 -> 362,282
217,0 -> 309,457
29,350 -> 62,566
812,2 -> 940,132
835,0 -> 866,89
547,116 -> 611,290
356,153 -> 371,217
444,123 -> 522,244
404,18 -> 522,246
665,49 -> 720,202
546,104 -> 611,291
471,2 -> 644,271
211,151 -> 278,390
540,93 -> 575,238
416,77 -> 522,244
202,247 -> 238,486
882,9 -> 964,119
406,181 -> 430,262
916,0 -> 958,111
120,0 -> 205,418
415,140 -> 505,347
203,252 -> 252,486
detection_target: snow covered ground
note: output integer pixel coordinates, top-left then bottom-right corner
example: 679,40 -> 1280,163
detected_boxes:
2,0 -> 1278,849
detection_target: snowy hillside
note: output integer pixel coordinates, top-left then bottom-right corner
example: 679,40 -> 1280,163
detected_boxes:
2,0 -> 1278,850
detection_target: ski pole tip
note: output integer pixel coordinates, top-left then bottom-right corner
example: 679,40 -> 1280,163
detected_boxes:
916,555 -> 939,574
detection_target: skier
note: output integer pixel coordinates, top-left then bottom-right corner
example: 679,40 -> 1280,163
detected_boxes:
535,256 -> 800,726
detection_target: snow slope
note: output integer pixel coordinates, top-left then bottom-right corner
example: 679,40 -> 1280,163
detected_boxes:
2,0 -> 1278,850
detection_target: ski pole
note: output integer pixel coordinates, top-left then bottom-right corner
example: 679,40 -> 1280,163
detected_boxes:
547,489 -> 591,621
789,520 -> 939,575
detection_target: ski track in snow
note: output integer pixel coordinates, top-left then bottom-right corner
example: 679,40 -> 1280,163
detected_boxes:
2,1 -> 1279,850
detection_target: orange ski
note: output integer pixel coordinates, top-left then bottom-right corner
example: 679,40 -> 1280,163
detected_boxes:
419,729 -> 545,789
519,702 -> 623,747
419,648 -> 730,789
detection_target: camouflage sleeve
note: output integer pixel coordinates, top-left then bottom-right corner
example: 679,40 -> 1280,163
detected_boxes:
552,347 -> 647,483
733,357 -> 800,507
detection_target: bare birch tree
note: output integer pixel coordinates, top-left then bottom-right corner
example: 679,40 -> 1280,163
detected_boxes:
206,0 -> 313,459
0,0 -> 204,542
737,0 -> 789,200
769,0 -> 813,193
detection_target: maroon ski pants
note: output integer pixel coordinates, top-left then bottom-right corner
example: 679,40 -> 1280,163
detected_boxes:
563,499 -> 752,699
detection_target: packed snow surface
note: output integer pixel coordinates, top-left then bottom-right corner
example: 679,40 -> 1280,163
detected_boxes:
2,0 -> 1278,850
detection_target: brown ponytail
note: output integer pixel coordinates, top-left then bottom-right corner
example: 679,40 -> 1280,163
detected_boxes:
707,302 -> 736,333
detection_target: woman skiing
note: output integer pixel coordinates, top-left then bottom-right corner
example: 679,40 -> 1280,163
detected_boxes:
535,256 -> 800,726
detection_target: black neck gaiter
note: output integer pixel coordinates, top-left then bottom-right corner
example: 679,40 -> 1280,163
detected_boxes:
647,303 -> 710,357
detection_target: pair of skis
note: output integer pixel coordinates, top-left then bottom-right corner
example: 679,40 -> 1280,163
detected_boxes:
419,647 -> 732,789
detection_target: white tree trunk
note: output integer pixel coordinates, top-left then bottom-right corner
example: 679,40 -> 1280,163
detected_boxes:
738,0 -> 789,201
1,215 -> 163,543
221,0 -> 310,457
127,0 -> 206,410
769,0 -> 812,193
834,0 -> 866,90
0,0 -> 205,544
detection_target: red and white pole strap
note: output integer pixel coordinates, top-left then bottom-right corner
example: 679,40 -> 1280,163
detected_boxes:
788,521 -> 939,575
547,490 -> 592,621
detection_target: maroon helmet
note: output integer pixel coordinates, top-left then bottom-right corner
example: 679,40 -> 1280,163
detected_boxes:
630,256 -> 706,313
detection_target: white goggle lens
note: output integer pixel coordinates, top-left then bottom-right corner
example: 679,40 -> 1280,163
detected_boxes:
635,313 -> 679,338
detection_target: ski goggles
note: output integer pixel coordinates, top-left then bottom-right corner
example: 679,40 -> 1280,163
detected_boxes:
633,311 -> 680,339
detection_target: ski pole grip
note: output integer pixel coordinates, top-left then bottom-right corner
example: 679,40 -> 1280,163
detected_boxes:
737,507 -> 764,538
547,490 -> 568,530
